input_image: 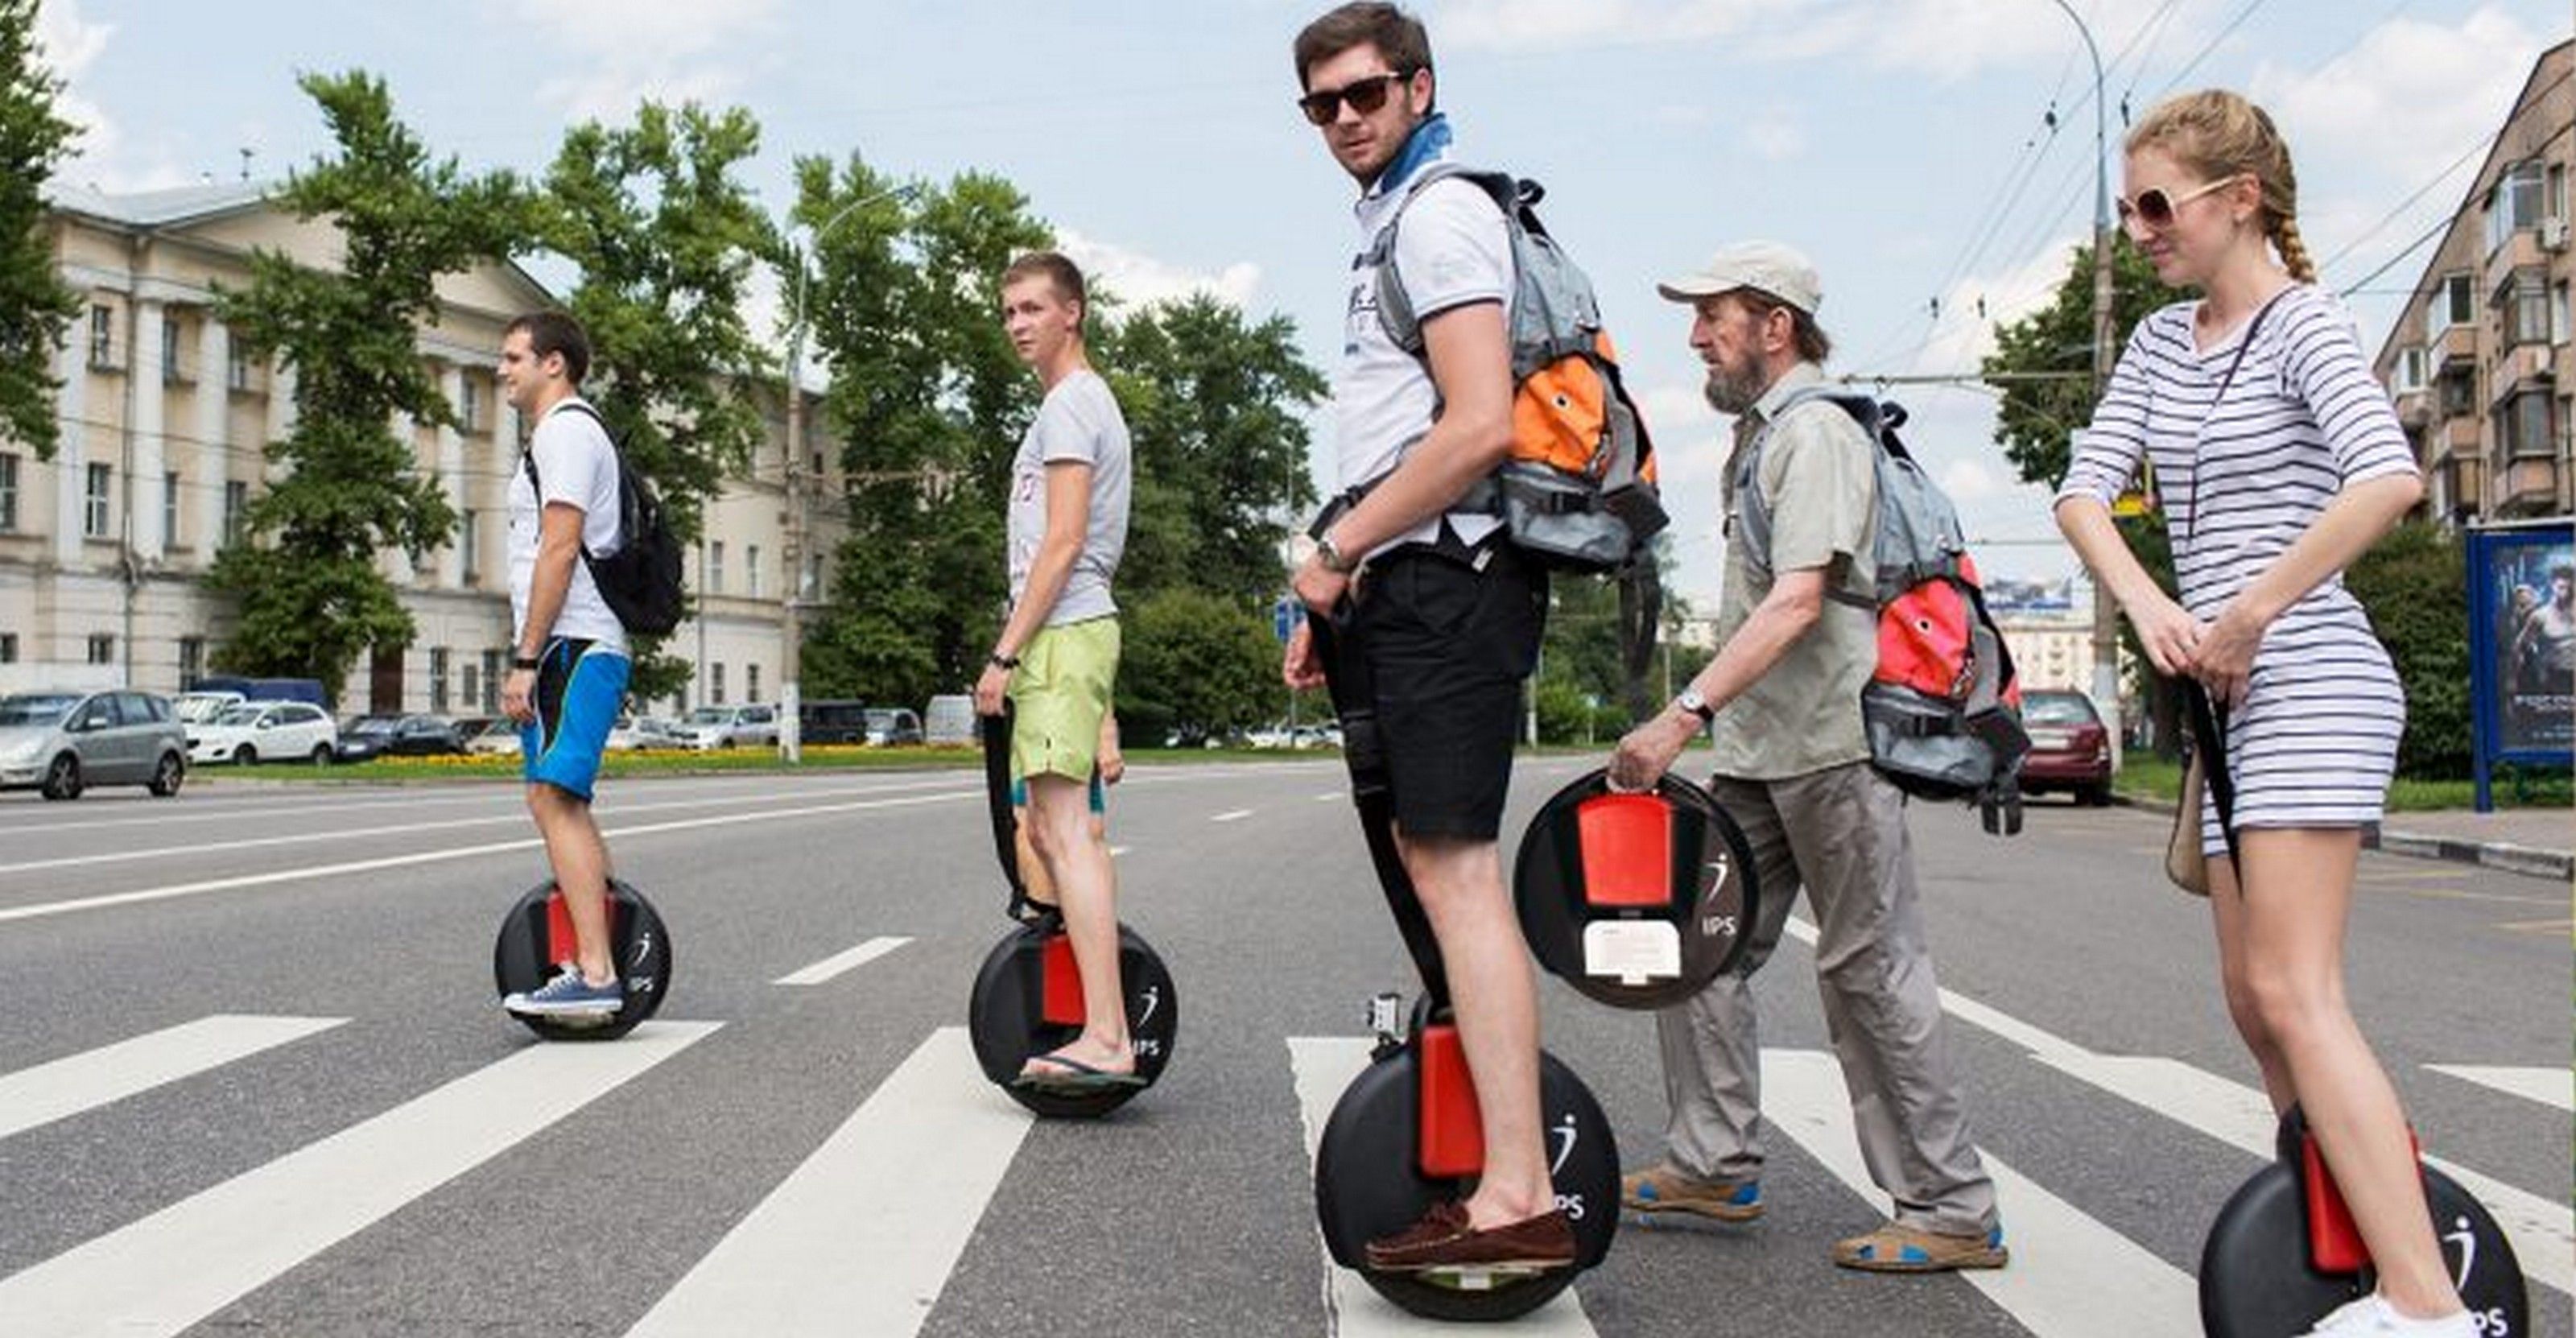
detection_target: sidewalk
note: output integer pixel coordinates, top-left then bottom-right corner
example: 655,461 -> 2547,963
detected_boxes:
2120,795 -> 2572,881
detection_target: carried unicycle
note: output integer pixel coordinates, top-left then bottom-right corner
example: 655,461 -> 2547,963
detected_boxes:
1513,767 -> 1761,1010
965,704 -> 1175,1118
491,878 -> 672,1042
2199,1105 -> 2527,1336
2181,685 -> 2527,1336
1307,617 -> 1619,1322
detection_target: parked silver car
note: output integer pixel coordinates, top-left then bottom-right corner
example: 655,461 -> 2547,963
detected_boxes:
668,704 -> 780,750
0,690 -> 188,800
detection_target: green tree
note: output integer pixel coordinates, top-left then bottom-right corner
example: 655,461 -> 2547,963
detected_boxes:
2347,521 -> 2471,778
1983,238 -> 2192,753
543,100 -> 776,704
206,72 -> 530,693
0,0 -> 80,457
1115,588 -> 1279,746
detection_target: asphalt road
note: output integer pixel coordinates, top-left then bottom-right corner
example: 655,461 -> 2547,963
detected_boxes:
0,758 -> 2564,1338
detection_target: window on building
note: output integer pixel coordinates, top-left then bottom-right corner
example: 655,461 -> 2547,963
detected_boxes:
2425,273 -> 2475,341
228,340 -> 252,392
747,663 -> 762,702
2554,281 -> 2571,347
2392,347 -> 2427,393
163,472 -> 180,547
2496,390 -> 2557,460
2436,364 -> 2476,419
2552,162 -> 2570,221
83,463 -> 110,538
429,647 -> 450,712
0,633 -> 16,663
88,304 -> 113,367
179,637 -> 204,688
160,319 -> 184,385
747,543 -> 762,598
223,480 -> 249,547
460,663 -> 479,713
0,452 -> 17,531
480,649 -> 503,712
459,508 -> 479,584
458,378 -> 482,434
802,553 -> 822,601
85,634 -> 113,665
2500,269 -> 2551,348
708,541 -> 725,594
711,663 -> 727,705
2485,160 -> 2545,254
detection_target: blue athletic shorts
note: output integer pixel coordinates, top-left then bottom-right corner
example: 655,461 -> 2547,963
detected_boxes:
1009,770 -> 1106,813
522,638 -> 629,802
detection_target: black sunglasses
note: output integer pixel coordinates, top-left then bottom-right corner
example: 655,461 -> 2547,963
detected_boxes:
1297,69 -> 1413,126
2116,174 -> 2244,230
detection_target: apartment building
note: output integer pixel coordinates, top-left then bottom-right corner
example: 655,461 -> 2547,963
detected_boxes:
2374,38 -> 2574,524
0,182 -> 841,713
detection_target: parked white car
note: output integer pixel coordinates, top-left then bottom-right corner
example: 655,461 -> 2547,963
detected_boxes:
187,700 -> 339,766
668,704 -> 780,750
172,691 -> 246,725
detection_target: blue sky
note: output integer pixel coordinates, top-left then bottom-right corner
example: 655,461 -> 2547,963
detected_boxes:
42,0 -> 2568,612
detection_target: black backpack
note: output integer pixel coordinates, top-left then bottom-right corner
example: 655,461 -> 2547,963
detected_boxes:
519,401 -> 686,638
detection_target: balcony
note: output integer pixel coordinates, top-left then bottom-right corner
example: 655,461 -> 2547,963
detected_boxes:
2494,456 -> 2562,517
2434,321 -> 2481,367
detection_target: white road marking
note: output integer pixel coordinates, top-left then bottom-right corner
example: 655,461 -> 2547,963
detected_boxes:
773,936 -> 911,986
1760,1047 -> 2201,1336
2425,1065 -> 2573,1113
0,1015 -> 345,1140
1316,791 -> 1345,802
1109,845 -> 1131,857
1212,809 -> 1254,823
0,1021 -> 718,1338
1286,1037 -> 1598,1337
1784,916 -> 2575,1298
623,1028 -> 1032,1338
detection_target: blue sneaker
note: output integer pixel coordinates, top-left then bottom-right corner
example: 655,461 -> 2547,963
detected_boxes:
503,965 -> 624,1017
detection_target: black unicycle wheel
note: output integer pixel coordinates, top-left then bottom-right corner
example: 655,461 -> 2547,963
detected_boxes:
492,878 -> 671,1042
1513,769 -> 1760,1010
1313,1038 -> 1618,1322
967,918 -> 1176,1118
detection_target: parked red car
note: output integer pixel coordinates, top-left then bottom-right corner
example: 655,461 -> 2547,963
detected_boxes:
2018,689 -> 2113,806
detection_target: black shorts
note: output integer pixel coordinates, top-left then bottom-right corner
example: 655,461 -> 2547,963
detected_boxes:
1348,539 -> 1546,840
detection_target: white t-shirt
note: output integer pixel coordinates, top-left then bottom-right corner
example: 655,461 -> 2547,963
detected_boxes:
1334,169 -> 1513,555
508,397 -> 629,652
1007,370 -> 1131,626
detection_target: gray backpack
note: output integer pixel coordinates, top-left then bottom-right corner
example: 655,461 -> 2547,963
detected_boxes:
1737,389 -> 2029,834
1370,164 -> 1667,574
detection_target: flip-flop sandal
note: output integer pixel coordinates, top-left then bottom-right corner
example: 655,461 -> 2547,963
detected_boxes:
1013,1051 -> 1146,1090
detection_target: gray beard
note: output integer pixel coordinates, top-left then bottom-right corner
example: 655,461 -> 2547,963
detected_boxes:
1703,364 -> 1766,416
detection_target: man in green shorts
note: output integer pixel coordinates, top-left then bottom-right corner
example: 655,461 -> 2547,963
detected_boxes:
974,250 -> 1136,1088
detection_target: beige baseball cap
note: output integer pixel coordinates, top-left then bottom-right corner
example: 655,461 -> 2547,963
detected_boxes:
1657,241 -> 1823,316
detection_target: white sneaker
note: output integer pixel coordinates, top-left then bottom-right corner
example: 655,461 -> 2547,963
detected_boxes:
2297,1294 -> 2477,1337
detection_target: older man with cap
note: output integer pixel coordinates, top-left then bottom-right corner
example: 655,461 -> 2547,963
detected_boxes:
1603,241 -> 2007,1273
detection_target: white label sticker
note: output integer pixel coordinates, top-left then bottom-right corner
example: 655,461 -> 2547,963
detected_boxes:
1583,920 -> 1682,985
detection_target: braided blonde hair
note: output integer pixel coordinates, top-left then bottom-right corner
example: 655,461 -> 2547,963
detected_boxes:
2128,90 -> 2317,283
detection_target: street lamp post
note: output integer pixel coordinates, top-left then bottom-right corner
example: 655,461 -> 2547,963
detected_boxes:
2050,0 -> 2125,769
778,182 -> 915,762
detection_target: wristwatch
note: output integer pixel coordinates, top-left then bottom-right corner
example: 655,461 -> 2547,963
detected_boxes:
511,654 -> 541,671
1316,532 -> 1356,575
1674,688 -> 1715,725
989,652 -> 1021,671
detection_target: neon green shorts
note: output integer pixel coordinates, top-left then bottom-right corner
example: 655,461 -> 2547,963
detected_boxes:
1009,615 -> 1120,783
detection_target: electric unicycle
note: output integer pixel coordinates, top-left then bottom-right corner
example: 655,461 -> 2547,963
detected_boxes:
2198,1105 -> 2527,1337
964,704 -> 1175,1117
1513,768 -> 1761,1010
491,878 -> 671,1042
1305,615 -> 1620,1321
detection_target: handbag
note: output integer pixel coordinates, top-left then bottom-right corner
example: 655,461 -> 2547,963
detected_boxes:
2165,750 -> 2209,896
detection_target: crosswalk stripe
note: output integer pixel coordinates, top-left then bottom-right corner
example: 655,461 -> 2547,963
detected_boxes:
1286,1037 -> 1599,1337
1784,917 -> 2576,1299
1213,809 -> 1254,823
2425,1065 -> 2573,1113
773,935 -> 911,986
0,1015 -> 345,1141
1760,1047 -> 2202,1336
0,1020 -> 719,1338
624,1027 -> 1031,1338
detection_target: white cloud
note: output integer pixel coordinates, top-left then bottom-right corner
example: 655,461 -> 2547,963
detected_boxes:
1939,456 -> 2002,502
1438,0 -> 1788,51
41,0 -> 190,192
1745,110 -> 1806,162
1055,229 -> 1262,312
1909,233 -> 2084,377
2249,6 -> 2545,191
492,0 -> 785,119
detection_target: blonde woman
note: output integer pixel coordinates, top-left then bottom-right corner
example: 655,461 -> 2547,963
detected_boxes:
2054,92 -> 2467,1337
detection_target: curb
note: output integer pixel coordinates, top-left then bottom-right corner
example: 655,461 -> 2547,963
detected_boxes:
2115,794 -> 2570,882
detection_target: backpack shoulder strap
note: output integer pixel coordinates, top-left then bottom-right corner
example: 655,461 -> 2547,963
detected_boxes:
522,399 -> 624,558
1732,385 -> 1880,564
1372,164 -> 1519,357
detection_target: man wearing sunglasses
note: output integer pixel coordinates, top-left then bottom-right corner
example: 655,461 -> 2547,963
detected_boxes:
1282,2 -> 1570,1275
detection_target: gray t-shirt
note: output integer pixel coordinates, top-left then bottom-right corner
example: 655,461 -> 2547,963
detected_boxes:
1007,370 -> 1130,626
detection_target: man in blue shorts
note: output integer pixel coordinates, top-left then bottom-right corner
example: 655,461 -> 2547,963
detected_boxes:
496,311 -> 634,1018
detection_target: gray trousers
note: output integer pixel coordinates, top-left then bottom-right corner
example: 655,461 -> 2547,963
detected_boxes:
1653,761 -> 1999,1235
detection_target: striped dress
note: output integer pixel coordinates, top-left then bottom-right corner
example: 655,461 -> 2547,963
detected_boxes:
2058,284 -> 2419,853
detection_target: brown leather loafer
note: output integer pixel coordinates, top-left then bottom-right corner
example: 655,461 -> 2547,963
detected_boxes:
1362,1201 -> 1577,1273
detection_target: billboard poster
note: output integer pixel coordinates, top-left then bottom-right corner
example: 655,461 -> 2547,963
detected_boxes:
2466,522 -> 2576,810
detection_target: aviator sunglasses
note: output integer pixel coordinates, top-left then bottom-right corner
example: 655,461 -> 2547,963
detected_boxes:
2116,173 -> 2246,230
1297,69 -> 1414,126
